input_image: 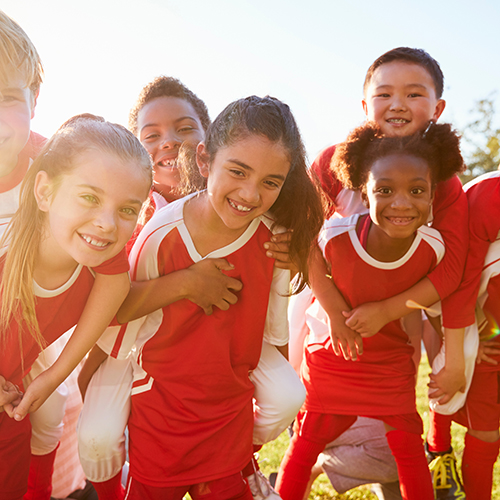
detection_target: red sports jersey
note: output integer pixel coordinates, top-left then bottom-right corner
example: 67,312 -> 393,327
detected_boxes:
311,145 -> 468,328
0,263 -> 95,389
302,214 -> 444,415
444,171 -> 500,328
114,194 -> 289,487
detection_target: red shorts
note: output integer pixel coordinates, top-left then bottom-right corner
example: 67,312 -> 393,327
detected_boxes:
124,472 -> 253,500
0,413 -> 31,500
293,410 -> 423,443
453,363 -> 500,431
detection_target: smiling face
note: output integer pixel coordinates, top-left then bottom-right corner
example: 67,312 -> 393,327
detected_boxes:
365,153 -> 433,241
0,76 -> 36,176
137,96 -> 205,198
362,62 -> 445,137
35,149 -> 150,270
198,134 -> 291,234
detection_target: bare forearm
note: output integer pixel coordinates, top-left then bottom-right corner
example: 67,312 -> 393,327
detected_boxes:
379,277 -> 440,324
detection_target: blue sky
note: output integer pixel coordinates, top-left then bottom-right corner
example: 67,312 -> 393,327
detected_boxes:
4,0 -> 500,160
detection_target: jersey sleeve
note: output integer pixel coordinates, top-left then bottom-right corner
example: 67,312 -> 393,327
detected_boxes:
92,247 -> 130,275
310,145 -> 341,218
444,179 -> 500,328
263,267 -> 290,346
426,175 -> 469,327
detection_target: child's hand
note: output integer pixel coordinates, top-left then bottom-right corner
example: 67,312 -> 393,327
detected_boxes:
11,370 -> 60,421
264,231 -> 298,275
327,312 -> 363,361
428,366 -> 466,405
0,376 -> 23,414
186,259 -> 243,315
343,301 -> 389,337
476,338 -> 500,365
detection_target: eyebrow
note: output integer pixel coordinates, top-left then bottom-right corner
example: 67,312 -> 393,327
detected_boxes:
78,184 -> 144,205
228,159 -> 287,181
376,177 -> 429,183
140,116 -> 199,130
374,83 -> 428,91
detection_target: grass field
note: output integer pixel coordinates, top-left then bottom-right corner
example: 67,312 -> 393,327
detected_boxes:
257,356 -> 500,499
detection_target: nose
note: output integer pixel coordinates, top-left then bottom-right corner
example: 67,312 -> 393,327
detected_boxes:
390,192 -> 412,209
389,94 -> 407,112
94,207 -> 118,233
159,131 -> 181,150
239,182 -> 260,204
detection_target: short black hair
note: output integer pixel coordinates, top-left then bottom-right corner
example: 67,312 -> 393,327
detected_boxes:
364,47 -> 444,98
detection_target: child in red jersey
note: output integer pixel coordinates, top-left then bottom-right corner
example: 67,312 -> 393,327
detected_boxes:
276,122 -> 465,500
104,95 -> 323,500
78,79 -> 305,500
425,170 -> 500,499
0,114 -> 152,500
293,47 -> 469,498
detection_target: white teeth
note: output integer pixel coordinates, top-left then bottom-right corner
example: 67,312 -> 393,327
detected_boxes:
82,235 -> 108,247
388,119 -> 408,123
229,199 -> 252,212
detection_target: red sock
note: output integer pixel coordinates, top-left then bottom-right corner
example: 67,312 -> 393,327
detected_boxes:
24,445 -> 59,500
462,433 -> 500,500
386,430 -> 433,500
91,472 -> 125,500
274,434 -> 324,500
426,410 -> 452,453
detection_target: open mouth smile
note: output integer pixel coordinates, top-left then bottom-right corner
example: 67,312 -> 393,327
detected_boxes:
386,216 -> 416,225
79,233 -> 112,249
228,199 -> 253,213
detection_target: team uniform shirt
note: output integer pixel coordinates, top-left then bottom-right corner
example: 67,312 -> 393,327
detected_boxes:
106,194 -> 289,487
311,145 -> 468,328
0,131 -> 46,235
444,171 -> 500,328
302,214 -> 444,416
452,240 -> 500,430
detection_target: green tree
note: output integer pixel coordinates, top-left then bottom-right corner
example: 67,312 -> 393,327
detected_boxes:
461,93 -> 500,183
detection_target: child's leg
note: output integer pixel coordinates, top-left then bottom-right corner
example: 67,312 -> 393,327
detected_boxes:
426,409 -> 452,453
385,429 -> 434,500
23,336 -> 70,500
77,356 -> 132,499
0,415 -> 32,500
250,341 -> 306,446
461,431 -> 500,500
275,412 -> 356,500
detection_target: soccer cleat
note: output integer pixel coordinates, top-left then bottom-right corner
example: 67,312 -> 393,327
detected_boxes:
426,445 -> 466,500
246,469 -> 282,500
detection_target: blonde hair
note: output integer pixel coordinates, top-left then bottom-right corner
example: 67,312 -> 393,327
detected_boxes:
0,114 -> 152,350
0,10 -> 43,99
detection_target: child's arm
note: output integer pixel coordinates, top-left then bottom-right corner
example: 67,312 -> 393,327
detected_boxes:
78,344 -> 108,401
428,327 -> 466,404
117,258 -> 243,323
343,277 -> 440,337
309,245 -> 363,361
12,272 -> 129,420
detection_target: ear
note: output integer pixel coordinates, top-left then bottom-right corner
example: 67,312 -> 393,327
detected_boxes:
362,99 -> 368,117
34,170 -> 52,212
432,99 -> 446,122
30,89 -> 40,119
196,142 -> 210,178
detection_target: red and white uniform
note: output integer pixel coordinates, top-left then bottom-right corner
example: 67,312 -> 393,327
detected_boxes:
0,252 -> 128,499
93,194 -> 290,487
302,213 -> 444,416
311,144 -> 468,327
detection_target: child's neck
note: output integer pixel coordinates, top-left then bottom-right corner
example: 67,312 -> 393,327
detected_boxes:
183,192 -> 253,257
363,218 -> 416,262
34,239 -> 79,290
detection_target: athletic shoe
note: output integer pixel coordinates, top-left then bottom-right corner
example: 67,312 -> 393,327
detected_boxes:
426,445 -> 466,500
246,470 -> 282,500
